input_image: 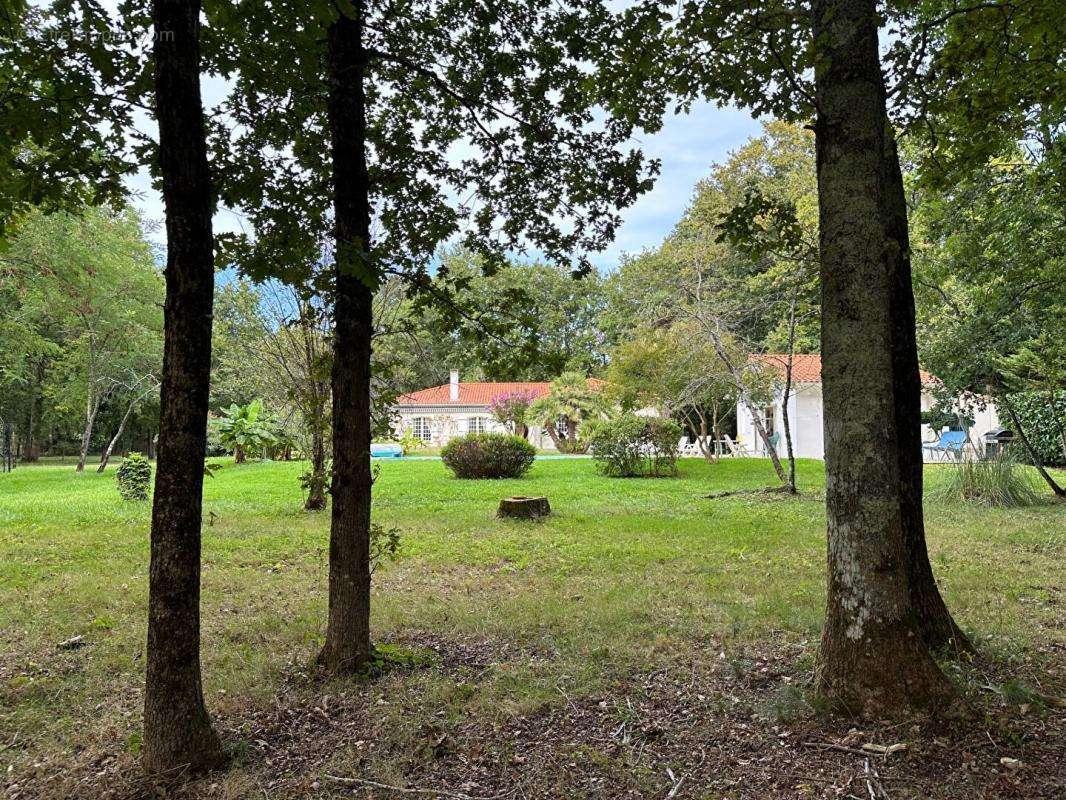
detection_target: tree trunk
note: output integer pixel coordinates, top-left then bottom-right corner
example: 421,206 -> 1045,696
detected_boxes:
1001,395 -> 1065,496
98,394 -> 141,473
781,289 -> 798,493
881,134 -> 970,652
142,0 -> 226,777
305,425 -> 328,511
76,393 -> 98,472
318,7 -> 375,674
741,394 -> 788,483
697,412 -> 717,463
811,0 -> 955,715
22,359 -> 44,462
497,496 -> 551,519
233,443 -> 245,464
544,420 -> 565,452
696,320 -> 788,482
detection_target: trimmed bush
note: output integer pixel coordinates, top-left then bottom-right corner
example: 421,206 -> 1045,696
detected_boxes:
587,414 -> 682,477
116,452 -> 152,501
935,453 -> 1041,508
1008,391 -> 1066,467
441,433 -> 536,479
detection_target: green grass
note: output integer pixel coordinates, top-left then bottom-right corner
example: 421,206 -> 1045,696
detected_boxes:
1,457 -> 1063,776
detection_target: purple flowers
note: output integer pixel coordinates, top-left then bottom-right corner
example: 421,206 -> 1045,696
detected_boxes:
489,390 -> 537,427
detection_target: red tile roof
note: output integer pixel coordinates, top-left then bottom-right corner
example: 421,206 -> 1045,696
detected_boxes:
397,379 -> 605,407
750,353 -> 935,385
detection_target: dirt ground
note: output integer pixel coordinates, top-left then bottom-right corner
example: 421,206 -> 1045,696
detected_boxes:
7,633 -> 1063,800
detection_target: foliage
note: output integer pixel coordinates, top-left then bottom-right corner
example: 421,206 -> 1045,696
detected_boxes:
370,523 -> 402,573
115,453 -> 151,501
887,0 -> 1064,191
935,454 -> 1042,508
209,2 -> 655,292
1007,392 -> 1066,468
0,3 -> 135,239
601,121 -> 819,354
606,322 -> 737,459
213,399 -> 276,464
919,395 -> 974,433
441,433 -> 536,479
913,146 -> 1065,404
0,205 -> 163,465
397,251 -> 613,383
394,431 -> 425,456
489,390 -> 537,434
527,372 -> 606,453
586,413 -> 681,478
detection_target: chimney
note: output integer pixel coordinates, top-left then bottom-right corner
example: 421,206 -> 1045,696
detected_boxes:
449,370 -> 459,401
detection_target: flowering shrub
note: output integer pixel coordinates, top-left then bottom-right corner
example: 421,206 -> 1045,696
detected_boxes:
488,390 -> 537,437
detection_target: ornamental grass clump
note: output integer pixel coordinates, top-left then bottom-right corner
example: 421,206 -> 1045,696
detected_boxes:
937,453 -> 1042,508
116,452 -> 152,501
441,433 -> 536,479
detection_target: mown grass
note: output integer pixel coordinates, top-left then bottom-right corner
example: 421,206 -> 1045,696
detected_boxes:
1,457 -> 1063,777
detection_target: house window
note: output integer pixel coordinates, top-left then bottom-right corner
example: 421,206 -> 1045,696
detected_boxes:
761,406 -> 775,436
412,417 -> 431,442
467,416 -> 488,434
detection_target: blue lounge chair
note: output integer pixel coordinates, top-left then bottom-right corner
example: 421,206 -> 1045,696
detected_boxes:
923,430 -> 966,462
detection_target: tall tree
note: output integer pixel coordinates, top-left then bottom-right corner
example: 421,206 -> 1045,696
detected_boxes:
142,0 -> 226,775
604,0 -> 970,708
0,206 -> 162,468
809,0 -> 953,712
210,0 -> 654,674
319,6 -> 376,673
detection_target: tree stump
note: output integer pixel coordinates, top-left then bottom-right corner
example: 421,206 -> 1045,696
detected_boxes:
497,496 -> 551,520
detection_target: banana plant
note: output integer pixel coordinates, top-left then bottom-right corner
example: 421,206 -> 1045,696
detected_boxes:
214,398 -> 276,464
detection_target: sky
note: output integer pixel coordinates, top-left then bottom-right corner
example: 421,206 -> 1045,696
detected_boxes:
125,96 -> 763,274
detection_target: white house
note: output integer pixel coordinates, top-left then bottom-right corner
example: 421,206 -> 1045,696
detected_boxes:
735,354 -> 1001,461
391,371 -> 566,448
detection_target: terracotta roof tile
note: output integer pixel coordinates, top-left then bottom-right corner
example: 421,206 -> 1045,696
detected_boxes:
397,379 -> 605,407
750,353 -> 935,385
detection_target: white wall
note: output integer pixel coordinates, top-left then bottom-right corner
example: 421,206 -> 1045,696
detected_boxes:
392,408 -> 553,449
735,384 -> 821,459
737,386 -> 1002,460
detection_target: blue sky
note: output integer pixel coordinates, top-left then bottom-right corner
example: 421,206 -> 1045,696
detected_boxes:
591,103 -> 762,269
127,99 -> 762,274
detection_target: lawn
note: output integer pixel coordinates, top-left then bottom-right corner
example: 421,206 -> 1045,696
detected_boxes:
1,457 -> 1063,799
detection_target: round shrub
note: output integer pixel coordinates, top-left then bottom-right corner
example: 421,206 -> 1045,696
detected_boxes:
116,452 -> 152,500
441,433 -> 536,479
587,414 -> 682,477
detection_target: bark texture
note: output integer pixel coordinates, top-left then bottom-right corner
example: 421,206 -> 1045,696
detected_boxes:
305,427 -> 328,511
142,0 -> 225,777
497,496 -> 551,519
318,7 -> 375,674
881,135 -> 970,652
812,0 -> 955,715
